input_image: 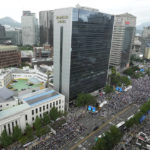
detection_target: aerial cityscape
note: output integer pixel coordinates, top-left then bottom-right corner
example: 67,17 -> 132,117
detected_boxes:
0,0 -> 150,150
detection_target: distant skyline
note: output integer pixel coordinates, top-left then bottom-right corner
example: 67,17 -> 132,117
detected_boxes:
0,0 -> 150,25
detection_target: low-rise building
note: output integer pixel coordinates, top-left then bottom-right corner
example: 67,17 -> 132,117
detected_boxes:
0,69 -> 12,88
144,44 -> 150,59
0,45 -> 21,68
0,88 -> 65,135
0,87 -> 18,111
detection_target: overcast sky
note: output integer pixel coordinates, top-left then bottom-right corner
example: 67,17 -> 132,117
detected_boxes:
0,0 -> 149,25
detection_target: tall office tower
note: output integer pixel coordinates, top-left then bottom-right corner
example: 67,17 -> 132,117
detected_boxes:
141,27 -> 150,54
54,6 -> 114,105
109,13 -> 136,69
21,11 -> 38,46
39,10 -> 53,46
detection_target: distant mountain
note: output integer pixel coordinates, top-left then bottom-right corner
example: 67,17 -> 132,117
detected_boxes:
0,17 -> 21,28
136,22 -> 150,30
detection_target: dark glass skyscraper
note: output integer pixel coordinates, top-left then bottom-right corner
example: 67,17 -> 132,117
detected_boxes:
54,6 -> 114,104
39,10 -> 53,46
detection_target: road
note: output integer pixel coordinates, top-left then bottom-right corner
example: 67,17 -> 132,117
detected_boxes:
68,104 -> 138,150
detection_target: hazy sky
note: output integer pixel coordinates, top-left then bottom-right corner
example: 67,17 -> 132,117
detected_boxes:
0,0 -> 149,25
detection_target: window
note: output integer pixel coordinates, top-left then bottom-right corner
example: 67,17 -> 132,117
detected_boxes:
4,125 -> 6,131
53,102 -> 55,107
32,117 -> 34,121
40,114 -> 42,118
40,107 -> 42,112
32,110 -> 34,115
12,122 -> 14,129
15,120 -> 18,126
59,100 -> 61,104
36,108 -> 38,114
6,104 -> 9,106
56,101 -> 58,105
25,115 -> 28,121
47,104 -> 48,109
50,103 -> 52,108
0,105 -> 2,107
8,124 -> 11,135
43,106 -> 45,111
59,106 -> 61,109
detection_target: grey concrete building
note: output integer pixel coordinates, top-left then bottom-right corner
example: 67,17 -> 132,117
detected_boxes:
53,6 -> 114,106
141,27 -> 150,54
6,29 -> 22,45
109,13 -> 136,69
39,10 -> 53,46
0,24 -> 6,38
21,11 -> 38,46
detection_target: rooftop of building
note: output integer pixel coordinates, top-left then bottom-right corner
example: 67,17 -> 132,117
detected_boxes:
0,45 -> 18,51
0,103 -> 30,121
21,88 -> 60,107
0,87 -> 17,103
116,13 -> 136,18
0,88 -> 63,121
0,69 -> 11,79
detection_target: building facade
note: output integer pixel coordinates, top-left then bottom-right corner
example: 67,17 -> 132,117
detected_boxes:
0,24 -> 6,38
0,45 -> 21,68
54,6 -> 114,104
141,27 -> 150,54
6,29 -> 22,45
144,44 -> 150,59
39,10 -> 53,46
21,11 -> 38,46
0,88 -> 65,135
0,69 -> 12,88
109,13 -> 136,69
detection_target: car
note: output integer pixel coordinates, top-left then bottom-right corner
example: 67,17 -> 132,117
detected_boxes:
98,133 -> 105,138
93,126 -> 99,131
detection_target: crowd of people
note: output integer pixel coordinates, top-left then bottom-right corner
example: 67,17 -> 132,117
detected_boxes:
31,118 -> 86,150
113,117 -> 150,150
99,75 -> 150,117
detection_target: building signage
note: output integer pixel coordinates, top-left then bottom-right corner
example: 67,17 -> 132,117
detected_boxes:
56,16 -> 68,23
125,21 -> 130,25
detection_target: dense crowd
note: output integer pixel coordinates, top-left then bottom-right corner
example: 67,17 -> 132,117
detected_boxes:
99,75 -> 150,116
32,118 -> 86,150
114,117 -> 150,150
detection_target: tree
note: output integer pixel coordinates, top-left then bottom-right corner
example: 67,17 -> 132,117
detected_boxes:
24,124 -> 33,141
33,117 -> 42,130
42,112 -> 50,125
0,130 -> 12,147
76,93 -> 96,107
120,76 -> 131,86
49,107 -> 60,121
12,126 -> 22,142
104,85 -> 114,94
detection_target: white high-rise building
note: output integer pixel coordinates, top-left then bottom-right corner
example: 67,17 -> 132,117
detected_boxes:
109,13 -> 136,69
21,11 -> 38,46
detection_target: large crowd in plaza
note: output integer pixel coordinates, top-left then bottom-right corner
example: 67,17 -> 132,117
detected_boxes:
100,75 -> 150,116
31,117 -> 86,150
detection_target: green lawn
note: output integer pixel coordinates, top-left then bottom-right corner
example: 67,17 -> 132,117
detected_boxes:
10,79 -> 42,91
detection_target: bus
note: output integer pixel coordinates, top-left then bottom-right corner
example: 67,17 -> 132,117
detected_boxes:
116,121 -> 126,131
127,114 -> 134,120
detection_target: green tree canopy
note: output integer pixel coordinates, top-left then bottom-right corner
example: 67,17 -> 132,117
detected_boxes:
0,130 -> 12,147
12,126 -> 22,142
76,93 -> 96,107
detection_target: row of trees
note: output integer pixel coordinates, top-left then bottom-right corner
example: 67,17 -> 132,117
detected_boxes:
125,99 -> 150,128
123,66 -> 144,79
92,126 -> 122,150
75,93 -> 97,107
0,107 -> 64,147
110,67 -> 131,87
92,99 -> 150,150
